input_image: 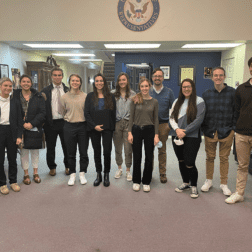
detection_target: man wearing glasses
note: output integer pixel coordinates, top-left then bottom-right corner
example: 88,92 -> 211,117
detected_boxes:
150,68 -> 175,183
201,67 -> 236,196
41,67 -> 69,176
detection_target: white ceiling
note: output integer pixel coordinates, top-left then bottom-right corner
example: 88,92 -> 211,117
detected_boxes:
4,40 -> 250,69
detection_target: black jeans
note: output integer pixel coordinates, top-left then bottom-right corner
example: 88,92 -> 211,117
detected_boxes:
44,119 -> 69,170
172,136 -> 201,187
90,129 -> 113,173
64,122 -> 89,174
132,125 -> 155,185
0,125 -> 18,186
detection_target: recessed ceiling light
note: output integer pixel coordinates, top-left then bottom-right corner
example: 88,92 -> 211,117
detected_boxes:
111,54 -> 115,56
104,44 -> 161,49
69,59 -> 102,61
23,44 -> 83,48
182,43 -> 243,49
53,53 -> 95,57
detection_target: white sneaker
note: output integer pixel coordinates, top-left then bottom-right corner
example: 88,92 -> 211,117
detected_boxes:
201,179 -> 213,192
68,173 -> 76,186
133,183 -> 140,192
114,169 -> 122,179
220,184 -> 232,196
126,171 -> 132,181
79,172 -> 87,185
190,186 -> 199,199
225,192 -> 244,204
143,184 -> 150,192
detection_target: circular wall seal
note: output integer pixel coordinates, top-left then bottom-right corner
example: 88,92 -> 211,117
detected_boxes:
118,0 -> 160,32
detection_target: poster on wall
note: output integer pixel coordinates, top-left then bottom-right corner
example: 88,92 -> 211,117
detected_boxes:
179,65 -> 196,85
160,66 -> 170,79
11,68 -> 21,89
0,64 -> 9,78
204,67 -> 212,79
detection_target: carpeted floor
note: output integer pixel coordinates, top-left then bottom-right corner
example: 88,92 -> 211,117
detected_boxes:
1,138 -> 252,252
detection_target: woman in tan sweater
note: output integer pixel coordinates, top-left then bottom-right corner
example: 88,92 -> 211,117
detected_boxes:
128,78 -> 159,193
61,74 -> 89,186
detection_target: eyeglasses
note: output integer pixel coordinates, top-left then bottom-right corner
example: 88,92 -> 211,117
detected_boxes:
182,86 -> 192,89
213,74 -> 224,78
153,75 -> 163,78
52,74 -> 62,77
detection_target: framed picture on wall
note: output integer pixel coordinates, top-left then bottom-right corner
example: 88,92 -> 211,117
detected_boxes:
0,64 -> 9,78
179,65 -> 196,85
11,68 -> 21,89
160,66 -> 170,79
204,67 -> 212,79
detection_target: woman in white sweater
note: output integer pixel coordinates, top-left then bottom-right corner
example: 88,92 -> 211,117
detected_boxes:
170,79 -> 205,199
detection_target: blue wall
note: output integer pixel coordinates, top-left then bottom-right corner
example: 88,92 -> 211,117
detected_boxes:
115,52 -> 221,98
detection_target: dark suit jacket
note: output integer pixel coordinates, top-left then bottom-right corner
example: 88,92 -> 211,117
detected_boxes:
41,83 -> 69,127
84,92 -> 116,131
0,96 -> 23,142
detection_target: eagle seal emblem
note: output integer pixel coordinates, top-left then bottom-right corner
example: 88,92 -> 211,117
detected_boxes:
118,0 -> 160,32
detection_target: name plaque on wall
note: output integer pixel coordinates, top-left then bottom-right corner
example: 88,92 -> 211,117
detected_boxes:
118,0 -> 160,32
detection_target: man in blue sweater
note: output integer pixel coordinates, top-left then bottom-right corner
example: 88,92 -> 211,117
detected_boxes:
150,68 -> 175,183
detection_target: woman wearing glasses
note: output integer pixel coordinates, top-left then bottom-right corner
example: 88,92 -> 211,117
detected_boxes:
169,79 -> 205,198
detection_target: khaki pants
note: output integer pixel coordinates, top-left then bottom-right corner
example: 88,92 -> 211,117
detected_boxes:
113,119 -> 132,168
204,130 -> 234,184
235,133 -> 252,196
157,123 -> 170,175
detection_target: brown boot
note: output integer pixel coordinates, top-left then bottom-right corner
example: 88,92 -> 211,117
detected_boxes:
49,169 -> 56,176
160,174 -> 167,183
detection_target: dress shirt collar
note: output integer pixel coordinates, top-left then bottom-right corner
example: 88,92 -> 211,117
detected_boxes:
53,83 -> 63,89
0,95 -> 10,102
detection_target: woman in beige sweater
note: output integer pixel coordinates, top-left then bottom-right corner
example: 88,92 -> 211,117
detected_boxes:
61,74 -> 89,186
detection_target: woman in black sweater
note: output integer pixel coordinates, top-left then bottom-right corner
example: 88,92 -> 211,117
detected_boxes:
84,73 -> 116,187
13,75 -> 46,185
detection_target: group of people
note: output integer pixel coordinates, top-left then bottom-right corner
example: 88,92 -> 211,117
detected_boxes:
1,57 -> 252,204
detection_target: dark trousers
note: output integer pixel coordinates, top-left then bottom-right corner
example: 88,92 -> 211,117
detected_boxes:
132,125 -> 155,185
64,122 -> 89,174
172,136 -> 201,187
90,129 -> 113,173
44,119 -> 68,170
0,125 -> 18,186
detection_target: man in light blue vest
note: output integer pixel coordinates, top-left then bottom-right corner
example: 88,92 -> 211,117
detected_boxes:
150,68 -> 175,183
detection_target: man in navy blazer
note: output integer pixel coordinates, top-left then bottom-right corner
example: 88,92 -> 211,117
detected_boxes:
41,67 -> 69,176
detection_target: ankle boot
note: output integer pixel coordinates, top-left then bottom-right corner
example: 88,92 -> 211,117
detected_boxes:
103,172 -> 110,187
93,172 -> 102,186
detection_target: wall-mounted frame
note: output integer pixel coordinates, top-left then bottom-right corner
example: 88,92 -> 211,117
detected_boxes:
179,65 -> 196,85
204,67 -> 212,79
0,64 -> 9,78
160,66 -> 170,80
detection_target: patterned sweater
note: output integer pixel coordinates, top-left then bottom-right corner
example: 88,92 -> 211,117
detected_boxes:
169,96 -> 205,138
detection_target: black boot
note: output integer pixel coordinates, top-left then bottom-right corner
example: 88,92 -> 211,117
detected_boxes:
93,172 -> 102,186
103,172 -> 110,187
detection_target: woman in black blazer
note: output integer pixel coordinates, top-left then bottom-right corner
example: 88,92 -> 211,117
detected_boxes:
84,73 -> 116,187
13,75 -> 46,185
0,77 -> 23,195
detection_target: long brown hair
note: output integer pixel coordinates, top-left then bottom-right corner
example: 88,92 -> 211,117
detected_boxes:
114,72 -> 131,100
92,73 -> 114,110
171,79 -> 197,124
132,78 -> 152,104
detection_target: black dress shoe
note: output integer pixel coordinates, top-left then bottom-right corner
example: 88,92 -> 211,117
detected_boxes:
93,172 -> 102,186
103,173 -> 110,187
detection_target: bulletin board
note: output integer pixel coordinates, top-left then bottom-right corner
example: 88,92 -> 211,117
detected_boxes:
179,65 -> 196,85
